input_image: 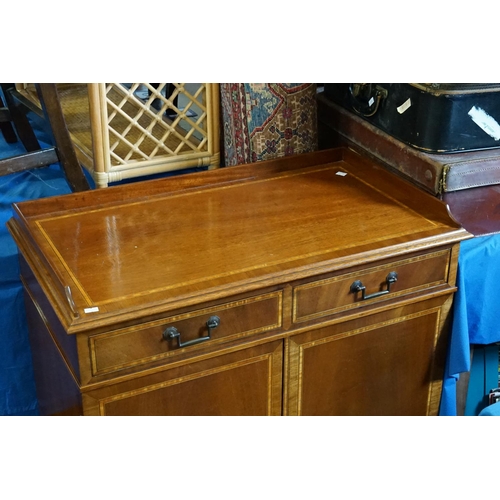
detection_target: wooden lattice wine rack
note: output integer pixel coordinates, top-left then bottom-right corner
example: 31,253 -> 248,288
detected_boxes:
16,83 -> 221,187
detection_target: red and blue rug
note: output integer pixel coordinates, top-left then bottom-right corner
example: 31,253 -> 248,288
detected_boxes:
220,83 -> 318,166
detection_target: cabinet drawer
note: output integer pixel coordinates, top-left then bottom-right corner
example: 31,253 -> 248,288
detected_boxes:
293,250 -> 451,322
89,291 -> 282,377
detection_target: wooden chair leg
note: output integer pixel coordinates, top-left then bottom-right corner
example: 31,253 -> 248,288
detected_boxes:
0,95 -> 18,144
0,83 -> 42,151
35,84 -> 90,192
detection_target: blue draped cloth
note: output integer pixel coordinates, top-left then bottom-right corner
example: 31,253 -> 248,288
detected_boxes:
439,234 -> 500,416
479,401 -> 500,416
0,165 -> 73,415
0,112 -> 200,415
0,105 -> 85,416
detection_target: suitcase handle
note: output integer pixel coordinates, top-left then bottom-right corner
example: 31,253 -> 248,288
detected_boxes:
349,84 -> 388,117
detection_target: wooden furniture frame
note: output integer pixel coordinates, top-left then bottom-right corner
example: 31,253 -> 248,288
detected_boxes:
0,83 -> 90,192
0,91 -> 18,143
15,83 -> 221,187
8,148 -> 472,415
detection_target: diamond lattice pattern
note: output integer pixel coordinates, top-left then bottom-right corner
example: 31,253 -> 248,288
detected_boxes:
105,83 -> 209,166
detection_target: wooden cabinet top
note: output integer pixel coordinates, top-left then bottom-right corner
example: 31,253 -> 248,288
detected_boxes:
8,148 -> 471,332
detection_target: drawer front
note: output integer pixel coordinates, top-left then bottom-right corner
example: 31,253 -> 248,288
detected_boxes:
90,291 -> 282,377
293,250 -> 451,322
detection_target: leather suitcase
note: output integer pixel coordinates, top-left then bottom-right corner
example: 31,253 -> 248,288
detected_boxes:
317,94 -> 500,195
323,83 -> 500,153
318,93 -> 500,236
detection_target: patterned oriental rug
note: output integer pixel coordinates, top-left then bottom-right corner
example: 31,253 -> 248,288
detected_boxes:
220,83 -> 318,166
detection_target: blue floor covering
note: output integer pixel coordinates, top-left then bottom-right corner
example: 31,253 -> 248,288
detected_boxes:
0,116 -> 74,415
0,110 -> 205,416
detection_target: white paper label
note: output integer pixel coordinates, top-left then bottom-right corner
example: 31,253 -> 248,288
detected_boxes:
84,307 -> 99,313
397,98 -> 412,114
336,171 -> 347,177
468,106 -> 500,141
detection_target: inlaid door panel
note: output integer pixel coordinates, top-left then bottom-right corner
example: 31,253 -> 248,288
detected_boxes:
83,340 -> 283,416
285,296 -> 452,416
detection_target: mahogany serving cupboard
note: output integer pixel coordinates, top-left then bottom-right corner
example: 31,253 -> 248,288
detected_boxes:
8,148 -> 472,416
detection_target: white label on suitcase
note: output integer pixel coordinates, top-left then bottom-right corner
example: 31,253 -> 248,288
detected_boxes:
397,98 -> 412,114
468,106 -> 500,141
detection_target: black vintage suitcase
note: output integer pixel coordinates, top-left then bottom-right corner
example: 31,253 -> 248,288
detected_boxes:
317,94 -> 500,195
323,83 -> 500,153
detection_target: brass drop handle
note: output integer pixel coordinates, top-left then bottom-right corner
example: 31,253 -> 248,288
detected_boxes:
350,272 -> 398,301
163,315 -> 221,348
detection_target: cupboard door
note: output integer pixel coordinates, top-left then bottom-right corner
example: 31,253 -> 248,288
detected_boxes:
285,296 -> 452,416
83,340 -> 283,416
